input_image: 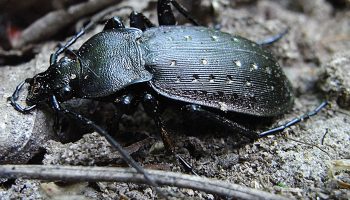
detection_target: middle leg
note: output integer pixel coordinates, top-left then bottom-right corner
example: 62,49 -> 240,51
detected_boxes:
142,93 -> 198,175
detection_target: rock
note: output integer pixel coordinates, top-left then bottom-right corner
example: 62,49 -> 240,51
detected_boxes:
318,51 -> 350,109
0,44 -> 56,164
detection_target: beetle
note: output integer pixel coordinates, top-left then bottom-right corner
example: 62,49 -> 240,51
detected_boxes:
10,0 -> 327,191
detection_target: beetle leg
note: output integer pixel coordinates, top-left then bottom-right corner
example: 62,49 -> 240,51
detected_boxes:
142,94 -> 174,152
49,95 -> 167,197
142,93 -> 198,175
158,0 -> 200,26
51,7 -> 132,65
130,11 -> 155,31
183,104 -> 260,141
108,93 -> 139,133
103,16 -> 125,30
257,28 -> 289,46
56,43 -> 79,59
157,0 -> 176,25
259,101 -> 328,137
51,26 -> 89,65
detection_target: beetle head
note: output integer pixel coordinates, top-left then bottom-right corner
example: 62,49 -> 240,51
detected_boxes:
26,56 -> 80,105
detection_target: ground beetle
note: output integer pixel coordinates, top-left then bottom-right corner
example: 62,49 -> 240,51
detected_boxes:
10,0 -> 327,193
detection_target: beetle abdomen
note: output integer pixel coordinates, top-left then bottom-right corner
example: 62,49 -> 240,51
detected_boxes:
140,26 -> 293,116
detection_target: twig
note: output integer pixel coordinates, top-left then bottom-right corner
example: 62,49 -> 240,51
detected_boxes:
335,108 -> 350,117
11,0 -> 122,49
74,4 -> 133,33
0,164 -> 288,200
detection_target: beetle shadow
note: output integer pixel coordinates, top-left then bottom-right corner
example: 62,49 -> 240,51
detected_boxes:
140,94 -> 278,152
56,100 -> 154,144
50,97 -> 277,163
170,107 -> 276,147
49,99 -> 103,143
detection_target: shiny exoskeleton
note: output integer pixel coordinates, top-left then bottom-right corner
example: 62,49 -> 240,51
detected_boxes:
141,26 -> 293,116
10,0 -> 327,194
29,25 -> 293,114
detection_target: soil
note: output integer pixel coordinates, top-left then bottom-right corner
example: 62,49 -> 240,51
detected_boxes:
0,0 -> 349,199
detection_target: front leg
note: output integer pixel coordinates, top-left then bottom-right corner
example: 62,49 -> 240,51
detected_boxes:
48,95 -> 163,193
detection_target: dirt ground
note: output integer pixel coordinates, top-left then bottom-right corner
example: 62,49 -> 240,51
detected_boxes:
0,0 -> 349,199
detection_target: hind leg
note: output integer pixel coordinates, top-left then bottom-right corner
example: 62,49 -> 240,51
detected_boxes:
259,101 -> 328,137
182,102 -> 328,139
182,104 -> 259,141
257,28 -> 289,46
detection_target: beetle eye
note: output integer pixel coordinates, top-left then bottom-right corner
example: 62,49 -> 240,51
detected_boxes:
60,57 -> 69,66
59,86 -> 73,100
31,84 -> 40,95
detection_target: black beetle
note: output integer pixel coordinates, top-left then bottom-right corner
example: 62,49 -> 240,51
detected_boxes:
10,0 -> 327,192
